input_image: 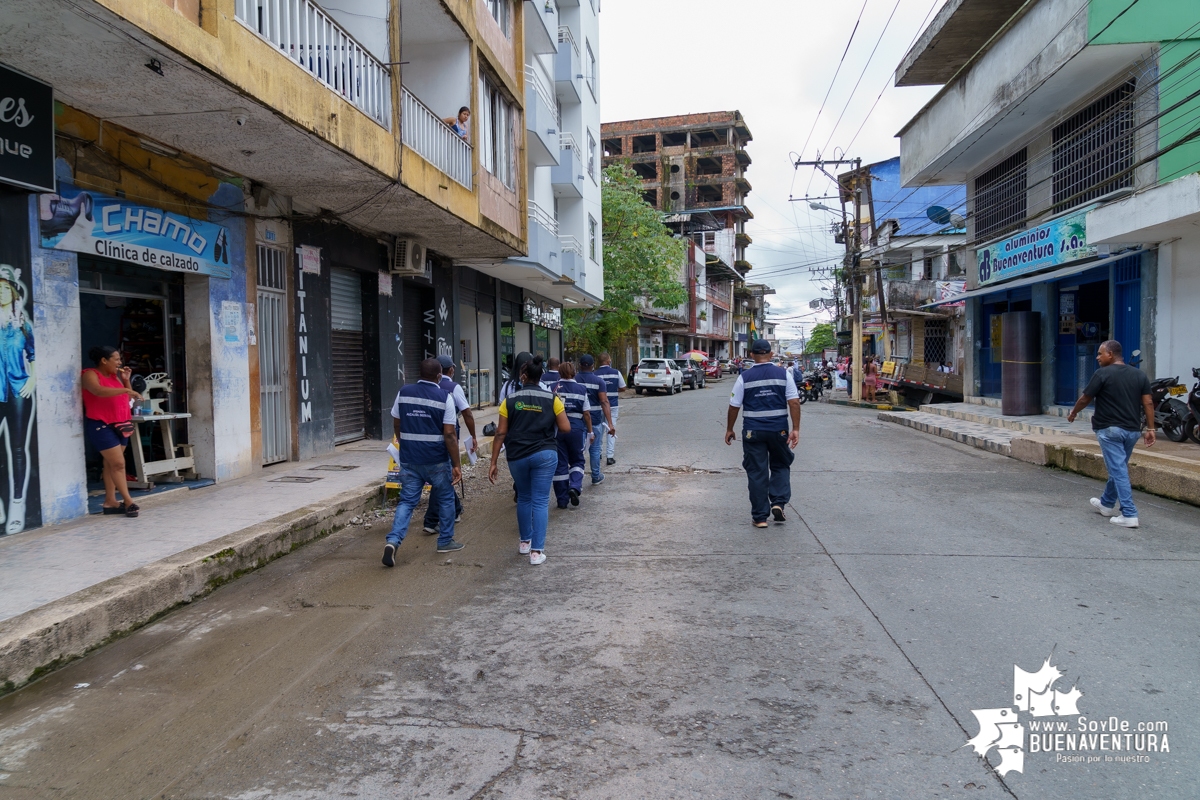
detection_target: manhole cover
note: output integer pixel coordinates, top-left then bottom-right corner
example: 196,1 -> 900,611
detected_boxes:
271,476 -> 323,483
308,464 -> 360,471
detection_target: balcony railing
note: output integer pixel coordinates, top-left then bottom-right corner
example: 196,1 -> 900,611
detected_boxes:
529,200 -> 559,236
525,67 -> 560,127
558,25 -> 579,58
560,132 -> 582,161
401,88 -> 473,189
234,0 -> 391,128
560,235 -> 583,257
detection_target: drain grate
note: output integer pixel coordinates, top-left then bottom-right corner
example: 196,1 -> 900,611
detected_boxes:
308,464 -> 360,471
271,476 -> 323,483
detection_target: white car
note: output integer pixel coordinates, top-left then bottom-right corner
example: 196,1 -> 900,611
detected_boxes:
633,359 -> 683,395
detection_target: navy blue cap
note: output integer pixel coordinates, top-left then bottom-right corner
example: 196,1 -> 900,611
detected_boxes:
436,355 -> 454,370
579,354 -> 595,367
750,339 -> 772,354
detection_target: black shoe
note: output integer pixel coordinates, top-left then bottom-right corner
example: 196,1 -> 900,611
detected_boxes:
437,540 -> 465,553
382,544 -> 396,567
771,505 -> 786,523
569,488 -> 580,507
606,457 -> 615,466
422,524 -> 438,535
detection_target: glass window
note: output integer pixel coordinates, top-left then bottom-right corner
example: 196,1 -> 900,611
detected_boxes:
486,0 -> 511,37
588,215 -> 597,262
587,130 -> 597,181
586,41 -> 597,97
479,74 -> 518,190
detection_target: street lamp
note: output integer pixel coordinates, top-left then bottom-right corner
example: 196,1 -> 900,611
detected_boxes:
809,202 -> 840,214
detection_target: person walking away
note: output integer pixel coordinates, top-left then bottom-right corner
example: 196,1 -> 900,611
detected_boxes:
383,358 -> 463,567
863,357 -> 878,402
422,355 -> 477,535
82,345 -> 142,518
576,354 -> 616,485
725,339 -> 801,528
488,356 -> 570,564
594,353 -> 626,465
544,357 -> 561,385
1066,339 -> 1155,528
551,362 -> 591,508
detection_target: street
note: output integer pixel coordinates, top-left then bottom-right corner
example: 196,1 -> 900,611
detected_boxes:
1,385 -> 1197,799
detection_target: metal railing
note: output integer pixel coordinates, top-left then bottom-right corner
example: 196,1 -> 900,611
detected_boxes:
234,0 -> 390,128
525,67 -> 560,128
529,200 -> 559,236
557,25 -> 579,57
559,131 -> 582,161
559,235 -> 583,257
401,88 -> 473,189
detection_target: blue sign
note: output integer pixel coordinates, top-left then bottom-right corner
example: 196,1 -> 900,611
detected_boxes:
976,207 -> 1094,287
38,187 -> 232,279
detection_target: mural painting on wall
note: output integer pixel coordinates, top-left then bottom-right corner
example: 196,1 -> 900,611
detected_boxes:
0,193 -> 42,534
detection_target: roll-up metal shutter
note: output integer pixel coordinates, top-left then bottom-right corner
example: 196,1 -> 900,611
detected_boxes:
330,268 -> 366,443
403,288 -> 425,387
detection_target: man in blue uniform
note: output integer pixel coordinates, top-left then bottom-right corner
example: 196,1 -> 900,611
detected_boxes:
550,362 -> 593,508
422,355 -> 477,534
576,354 -> 616,485
543,357 -> 561,385
725,339 -> 801,529
384,358 -> 464,566
594,353 -> 626,466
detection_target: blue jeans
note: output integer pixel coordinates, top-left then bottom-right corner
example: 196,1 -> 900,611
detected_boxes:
422,456 -> 464,529
741,428 -> 794,522
1097,426 -> 1142,518
509,449 -> 557,551
388,461 -> 456,548
553,425 -> 586,507
588,419 -> 607,481
605,407 -> 619,459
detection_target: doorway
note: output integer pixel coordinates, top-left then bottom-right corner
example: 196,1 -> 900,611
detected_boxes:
330,267 -> 366,443
256,245 -> 290,464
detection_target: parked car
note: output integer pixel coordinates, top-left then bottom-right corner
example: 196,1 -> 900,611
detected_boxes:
633,358 -> 683,394
703,359 -> 722,379
718,359 -> 734,374
672,359 -> 706,390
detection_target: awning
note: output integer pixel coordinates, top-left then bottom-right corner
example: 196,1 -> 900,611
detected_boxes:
920,249 -> 1149,308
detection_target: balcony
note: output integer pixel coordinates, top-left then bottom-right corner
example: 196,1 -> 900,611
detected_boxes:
518,200 -> 561,271
707,282 -> 733,311
525,67 -> 560,167
886,279 -> 938,310
401,88 -> 472,189
234,0 -> 391,128
735,149 -> 751,166
524,0 -> 559,56
555,26 -> 582,104
551,133 -> 585,198
560,235 -> 584,282
735,232 -> 752,248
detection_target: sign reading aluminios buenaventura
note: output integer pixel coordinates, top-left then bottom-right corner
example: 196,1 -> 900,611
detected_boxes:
0,63 -> 55,193
976,207 -> 1095,287
966,651 -> 1171,778
523,297 -> 563,330
38,187 -> 232,279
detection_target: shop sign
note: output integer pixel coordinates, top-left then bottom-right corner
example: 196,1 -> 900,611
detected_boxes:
38,187 -> 232,278
0,64 -> 54,193
976,207 -> 1094,287
522,297 -> 562,330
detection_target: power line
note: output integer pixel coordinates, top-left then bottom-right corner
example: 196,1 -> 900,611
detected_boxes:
795,0 -> 871,165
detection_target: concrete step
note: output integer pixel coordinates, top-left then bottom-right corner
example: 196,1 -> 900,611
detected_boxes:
917,403 -> 1094,438
878,411 -> 1017,456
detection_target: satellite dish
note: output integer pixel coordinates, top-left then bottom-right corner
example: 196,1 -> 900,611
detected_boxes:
926,206 -> 966,228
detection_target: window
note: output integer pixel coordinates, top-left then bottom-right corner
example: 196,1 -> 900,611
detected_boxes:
479,74 -> 518,190
974,149 -> 1027,240
586,41 -> 597,97
486,0 -> 512,37
587,130 -> 597,181
602,138 -> 622,157
1052,81 -> 1136,212
588,215 -> 597,261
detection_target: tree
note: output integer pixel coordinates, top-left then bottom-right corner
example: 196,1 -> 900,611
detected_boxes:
564,164 -> 687,356
803,322 -> 836,354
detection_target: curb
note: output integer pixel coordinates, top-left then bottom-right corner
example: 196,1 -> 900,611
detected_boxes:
0,482 -> 383,692
821,397 -> 913,412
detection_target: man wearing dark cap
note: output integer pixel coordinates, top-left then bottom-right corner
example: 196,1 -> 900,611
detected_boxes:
576,354 -> 616,485
725,339 -> 801,528
422,354 -> 477,534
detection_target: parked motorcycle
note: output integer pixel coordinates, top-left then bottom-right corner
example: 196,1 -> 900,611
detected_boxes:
1186,367 -> 1200,445
1150,375 -> 1191,442
804,371 -> 824,402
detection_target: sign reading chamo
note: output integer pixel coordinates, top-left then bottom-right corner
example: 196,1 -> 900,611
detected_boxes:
976,207 -> 1095,287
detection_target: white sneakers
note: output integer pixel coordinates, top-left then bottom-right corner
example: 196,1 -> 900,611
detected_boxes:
529,551 -> 547,566
1091,498 -> 1138,527
519,540 -> 531,555
517,541 -> 546,563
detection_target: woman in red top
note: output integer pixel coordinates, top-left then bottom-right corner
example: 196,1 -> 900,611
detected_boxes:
82,346 -> 142,517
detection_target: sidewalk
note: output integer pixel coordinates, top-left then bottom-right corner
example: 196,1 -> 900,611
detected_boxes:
878,402 -> 1200,507
0,408 -> 500,691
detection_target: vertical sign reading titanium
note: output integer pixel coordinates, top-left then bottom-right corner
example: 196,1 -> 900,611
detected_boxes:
296,269 -> 312,424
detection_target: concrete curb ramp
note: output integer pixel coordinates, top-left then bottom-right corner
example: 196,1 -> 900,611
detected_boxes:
0,483 -> 382,692
820,397 -> 913,412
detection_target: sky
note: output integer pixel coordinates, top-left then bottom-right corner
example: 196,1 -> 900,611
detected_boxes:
599,0 -> 948,345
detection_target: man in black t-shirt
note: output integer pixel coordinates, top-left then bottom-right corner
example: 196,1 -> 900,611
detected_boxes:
1067,340 -> 1155,528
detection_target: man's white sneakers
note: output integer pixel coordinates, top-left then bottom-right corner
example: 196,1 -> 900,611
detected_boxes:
1090,497 -> 1119,517
1110,515 -> 1139,528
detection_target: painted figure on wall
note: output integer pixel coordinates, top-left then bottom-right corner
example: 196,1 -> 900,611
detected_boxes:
0,263 -> 36,534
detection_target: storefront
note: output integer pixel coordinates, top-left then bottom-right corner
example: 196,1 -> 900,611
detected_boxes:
457,267 -> 497,406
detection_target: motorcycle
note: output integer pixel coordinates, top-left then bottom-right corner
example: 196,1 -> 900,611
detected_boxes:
1186,367 -> 1200,445
1151,375 -> 1191,442
804,371 -> 824,402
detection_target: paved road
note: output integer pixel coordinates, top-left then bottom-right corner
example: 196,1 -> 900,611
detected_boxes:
1,384 -> 1197,798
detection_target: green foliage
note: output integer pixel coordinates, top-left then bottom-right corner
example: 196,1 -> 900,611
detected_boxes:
565,163 -> 687,355
804,323 -> 836,354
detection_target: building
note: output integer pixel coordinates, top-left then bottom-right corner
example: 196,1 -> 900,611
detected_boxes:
600,111 -> 757,361
0,0 -> 601,534
897,0 -> 1200,408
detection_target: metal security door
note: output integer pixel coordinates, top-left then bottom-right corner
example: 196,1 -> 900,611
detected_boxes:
1113,256 -> 1141,359
331,267 -> 366,442
256,245 -> 290,464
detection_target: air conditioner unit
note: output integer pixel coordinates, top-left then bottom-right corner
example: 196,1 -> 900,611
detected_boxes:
392,238 -> 427,277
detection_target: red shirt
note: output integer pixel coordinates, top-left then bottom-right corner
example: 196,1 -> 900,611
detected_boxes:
81,368 -> 131,424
